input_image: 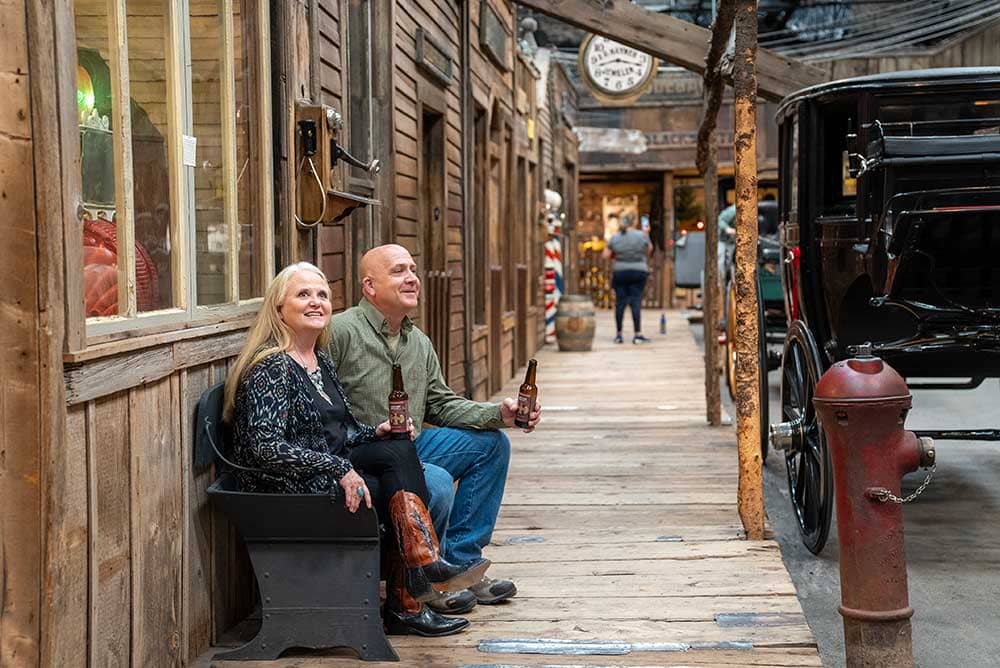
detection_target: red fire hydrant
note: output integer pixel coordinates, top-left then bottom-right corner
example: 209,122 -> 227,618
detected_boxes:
813,345 -> 936,668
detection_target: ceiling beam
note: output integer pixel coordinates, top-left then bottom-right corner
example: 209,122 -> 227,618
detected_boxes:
516,0 -> 827,101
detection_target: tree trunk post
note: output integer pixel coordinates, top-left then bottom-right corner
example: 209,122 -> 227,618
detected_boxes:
661,172 -> 675,309
733,0 -> 765,539
703,135 -> 721,427
695,0 -> 733,427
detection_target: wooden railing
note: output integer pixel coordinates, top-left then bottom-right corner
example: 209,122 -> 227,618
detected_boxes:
425,270 -> 452,376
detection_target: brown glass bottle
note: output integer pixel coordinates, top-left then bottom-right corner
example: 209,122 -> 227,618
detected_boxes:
514,359 -> 538,429
388,364 -> 409,435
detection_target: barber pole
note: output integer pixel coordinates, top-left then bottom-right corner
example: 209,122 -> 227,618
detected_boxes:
544,232 -> 563,343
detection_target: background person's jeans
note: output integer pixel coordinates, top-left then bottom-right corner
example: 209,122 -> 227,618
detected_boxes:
415,427 -> 511,565
612,269 -> 649,334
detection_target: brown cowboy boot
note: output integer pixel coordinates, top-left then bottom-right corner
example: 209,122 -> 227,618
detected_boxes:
383,555 -> 469,637
388,490 -> 491,601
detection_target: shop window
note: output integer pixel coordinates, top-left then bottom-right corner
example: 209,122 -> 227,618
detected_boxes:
74,0 -> 272,332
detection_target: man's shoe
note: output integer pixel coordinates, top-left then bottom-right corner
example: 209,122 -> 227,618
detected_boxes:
469,576 -> 517,604
426,588 -> 478,615
384,606 -> 470,637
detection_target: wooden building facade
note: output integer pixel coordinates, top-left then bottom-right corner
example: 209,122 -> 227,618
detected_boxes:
2,0 -> 577,665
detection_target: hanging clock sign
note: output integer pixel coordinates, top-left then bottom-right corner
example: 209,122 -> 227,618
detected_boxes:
578,34 -> 658,104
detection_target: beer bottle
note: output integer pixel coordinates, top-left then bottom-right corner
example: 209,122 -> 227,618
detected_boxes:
514,359 -> 538,429
388,364 -> 409,436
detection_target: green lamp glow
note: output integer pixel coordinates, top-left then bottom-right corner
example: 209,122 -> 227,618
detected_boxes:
77,64 -> 95,115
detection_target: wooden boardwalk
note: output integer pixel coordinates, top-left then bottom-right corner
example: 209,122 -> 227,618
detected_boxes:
207,309 -> 819,667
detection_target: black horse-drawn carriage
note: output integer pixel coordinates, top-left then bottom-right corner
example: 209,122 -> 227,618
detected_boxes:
769,68 -> 1000,553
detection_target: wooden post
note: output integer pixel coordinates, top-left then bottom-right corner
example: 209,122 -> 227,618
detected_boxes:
661,171 -> 674,309
703,138 -> 721,426
696,1 -> 733,428
733,0 -> 765,539
4,2 -> 41,663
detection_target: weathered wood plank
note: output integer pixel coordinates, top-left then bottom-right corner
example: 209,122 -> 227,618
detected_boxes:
130,377 -> 184,665
1,2 -> 43,662
37,404 -> 88,668
183,366 -> 217,662
204,643 -> 824,667
173,330 -> 246,368
466,595 -> 805,622
65,346 -> 175,405
89,394 -> 132,666
485,539 -> 780,563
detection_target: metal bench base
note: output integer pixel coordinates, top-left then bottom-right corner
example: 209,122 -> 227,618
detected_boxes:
209,477 -> 398,662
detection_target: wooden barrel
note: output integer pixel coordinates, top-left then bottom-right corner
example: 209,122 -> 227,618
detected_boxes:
555,295 -> 596,351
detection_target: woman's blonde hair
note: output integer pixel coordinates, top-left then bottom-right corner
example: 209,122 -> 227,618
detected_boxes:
223,262 -> 330,422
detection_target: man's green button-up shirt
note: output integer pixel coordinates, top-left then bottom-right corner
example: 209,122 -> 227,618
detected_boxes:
327,299 -> 505,437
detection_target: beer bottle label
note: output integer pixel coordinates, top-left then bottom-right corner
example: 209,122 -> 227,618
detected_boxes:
515,393 -> 533,423
389,400 -> 409,433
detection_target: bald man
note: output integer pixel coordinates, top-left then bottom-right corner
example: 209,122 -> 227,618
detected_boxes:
328,245 -> 541,617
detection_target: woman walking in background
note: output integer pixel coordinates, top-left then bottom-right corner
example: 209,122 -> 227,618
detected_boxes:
604,215 -> 653,344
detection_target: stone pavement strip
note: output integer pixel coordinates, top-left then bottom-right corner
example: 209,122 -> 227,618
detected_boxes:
205,309 -> 820,667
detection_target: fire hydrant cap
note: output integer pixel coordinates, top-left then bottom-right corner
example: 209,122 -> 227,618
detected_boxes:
814,355 -> 910,401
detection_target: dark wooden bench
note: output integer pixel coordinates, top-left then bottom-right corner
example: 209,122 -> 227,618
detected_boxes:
194,382 -> 398,661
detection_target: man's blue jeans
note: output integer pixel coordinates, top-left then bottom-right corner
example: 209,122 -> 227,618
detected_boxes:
422,462 -> 454,543
415,427 -> 511,566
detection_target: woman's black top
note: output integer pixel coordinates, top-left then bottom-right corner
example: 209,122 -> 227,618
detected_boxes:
294,362 -> 348,457
231,350 -> 378,493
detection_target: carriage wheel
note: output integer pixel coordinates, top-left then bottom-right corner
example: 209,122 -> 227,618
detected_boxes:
724,279 -> 738,401
780,320 -> 833,555
756,276 -> 769,462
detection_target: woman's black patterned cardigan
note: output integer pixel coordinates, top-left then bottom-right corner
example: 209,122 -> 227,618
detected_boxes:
232,350 -> 378,493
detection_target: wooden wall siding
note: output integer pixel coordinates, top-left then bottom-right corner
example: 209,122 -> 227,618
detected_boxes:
57,360 -> 247,666
316,0 -> 351,309
393,0 -> 468,389
2,1 -> 76,663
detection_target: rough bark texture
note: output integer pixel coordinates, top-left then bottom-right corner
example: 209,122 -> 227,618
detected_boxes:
733,0 -> 765,539
697,5 -> 734,427
702,136 -> 722,426
696,0 -> 735,175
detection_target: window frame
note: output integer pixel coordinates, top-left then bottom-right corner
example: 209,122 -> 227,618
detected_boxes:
76,0 -> 275,342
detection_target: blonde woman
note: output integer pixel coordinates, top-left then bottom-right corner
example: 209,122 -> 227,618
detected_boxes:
224,263 -> 488,636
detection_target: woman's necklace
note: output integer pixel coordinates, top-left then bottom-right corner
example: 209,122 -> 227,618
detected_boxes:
289,348 -> 317,371
290,349 -> 333,405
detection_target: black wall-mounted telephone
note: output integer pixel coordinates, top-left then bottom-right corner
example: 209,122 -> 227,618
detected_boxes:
294,103 -> 381,227
299,119 -> 318,157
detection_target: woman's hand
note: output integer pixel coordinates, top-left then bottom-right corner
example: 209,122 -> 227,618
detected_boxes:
376,417 -> 415,440
339,469 -> 372,513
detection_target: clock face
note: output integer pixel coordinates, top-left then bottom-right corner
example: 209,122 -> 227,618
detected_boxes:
581,35 -> 657,99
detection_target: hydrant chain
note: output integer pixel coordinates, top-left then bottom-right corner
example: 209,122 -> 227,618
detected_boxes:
866,464 -> 937,504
